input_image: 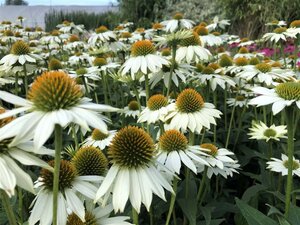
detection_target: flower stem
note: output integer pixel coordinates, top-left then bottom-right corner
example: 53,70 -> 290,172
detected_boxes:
132,208 -> 139,225
284,107 -> 295,218
15,73 -> 19,95
165,178 -> 178,225
225,105 -> 236,148
197,167 -> 207,203
213,91 -> 217,144
53,124 -> 62,225
145,74 -> 150,101
18,187 -> 23,224
23,64 -> 28,97
166,44 -> 177,97
1,190 -> 17,225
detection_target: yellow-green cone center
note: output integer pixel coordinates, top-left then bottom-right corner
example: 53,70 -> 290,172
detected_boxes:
72,146 -> 108,176
76,68 -> 87,75
28,71 -> 83,112
11,40 -> 30,55
202,66 -> 215,74
159,130 -> 188,152
290,20 -> 300,28
235,57 -> 248,66
180,32 -> 201,46
219,55 -> 233,67
41,160 -> 77,191
93,57 -> 107,67
283,160 -> 300,170
108,126 -> 155,168
95,26 -> 108,33
196,26 -> 209,36
67,212 -> 97,225
48,58 -> 63,70
255,63 -> 272,73
274,27 -> 287,34
128,100 -> 139,111
176,89 -> 204,113
69,35 -> 80,42
235,95 -> 245,101
131,40 -> 156,56
173,13 -> 183,20
249,57 -> 260,65
147,94 -> 168,110
238,47 -> 249,54
91,129 -> 109,141
275,82 -> 300,101
263,128 -> 277,138
200,143 -> 218,157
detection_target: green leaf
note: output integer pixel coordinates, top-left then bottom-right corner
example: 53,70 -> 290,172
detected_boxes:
198,219 -> 225,225
178,198 -> 197,225
242,184 -> 267,203
199,206 -> 214,225
235,198 -> 278,225
278,217 -> 292,225
287,205 -> 300,225
266,204 -> 283,217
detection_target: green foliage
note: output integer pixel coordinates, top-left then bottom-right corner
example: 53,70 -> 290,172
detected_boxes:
236,198 -> 278,225
45,10 -> 121,32
5,0 -> 28,5
118,0 -> 166,28
216,0 -> 300,38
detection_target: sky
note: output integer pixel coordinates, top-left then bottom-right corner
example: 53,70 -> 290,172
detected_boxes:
0,0 -> 118,5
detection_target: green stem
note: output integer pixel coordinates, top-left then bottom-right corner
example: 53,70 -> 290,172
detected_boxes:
284,107 -> 295,218
225,105 -> 236,148
166,44 -> 177,97
133,85 -> 142,112
18,187 -> 23,224
145,74 -> 150,101
1,190 -> 17,225
53,125 -> 63,225
72,125 -> 79,151
281,43 -> 287,68
197,167 -> 207,203
165,178 -> 178,225
213,91 -> 217,144
15,73 -> 19,95
132,208 -> 139,225
93,80 -> 99,104
172,210 -> 178,225
149,207 -> 154,225
233,104 -> 247,150
23,64 -> 28,96
81,76 -> 90,98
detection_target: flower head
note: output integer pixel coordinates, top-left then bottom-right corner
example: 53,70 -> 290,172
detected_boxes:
248,121 -> 287,142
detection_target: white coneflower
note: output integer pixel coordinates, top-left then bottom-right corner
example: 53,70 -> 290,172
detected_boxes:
157,129 -> 209,174
66,204 -> 133,225
249,81 -> 300,115
165,88 -> 222,134
176,31 -> 212,63
197,143 -> 240,179
88,26 -> 117,46
138,94 -> 173,124
0,40 -> 40,67
161,13 -> 195,33
120,39 -> 169,79
267,154 -> 300,177
122,100 -> 143,119
83,129 -> 116,150
236,62 -> 295,86
0,71 -> 118,150
248,121 -> 287,142
94,126 -> 173,213
29,160 -> 99,225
